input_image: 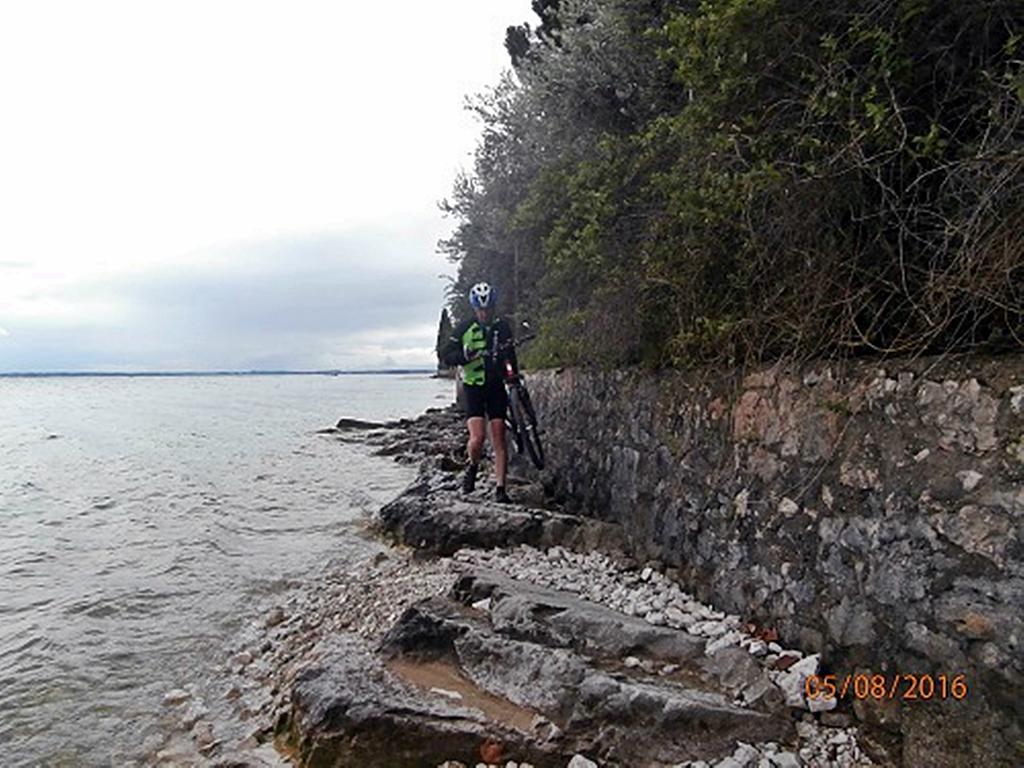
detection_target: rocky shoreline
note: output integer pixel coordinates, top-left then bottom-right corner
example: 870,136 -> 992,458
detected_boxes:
158,405 -> 885,767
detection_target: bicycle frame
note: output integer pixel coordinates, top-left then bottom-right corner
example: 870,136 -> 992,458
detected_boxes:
494,336 -> 544,469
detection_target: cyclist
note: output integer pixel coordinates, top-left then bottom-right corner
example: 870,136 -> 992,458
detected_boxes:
441,282 -> 518,504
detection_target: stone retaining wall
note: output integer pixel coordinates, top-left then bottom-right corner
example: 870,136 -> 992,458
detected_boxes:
528,355 -> 1024,767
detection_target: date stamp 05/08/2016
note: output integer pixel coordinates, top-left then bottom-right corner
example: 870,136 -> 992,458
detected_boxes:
805,673 -> 969,703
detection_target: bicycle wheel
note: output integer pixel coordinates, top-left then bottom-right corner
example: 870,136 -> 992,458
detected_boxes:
510,386 -> 545,469
505,403 -> 524,455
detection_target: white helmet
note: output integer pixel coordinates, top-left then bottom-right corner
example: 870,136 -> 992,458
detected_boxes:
468,282 -> 496,309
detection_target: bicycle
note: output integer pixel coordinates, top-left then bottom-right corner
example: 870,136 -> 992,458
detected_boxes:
490,332 -> 545,470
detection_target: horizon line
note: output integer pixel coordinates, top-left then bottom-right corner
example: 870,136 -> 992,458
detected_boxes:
0,368 -> 439,378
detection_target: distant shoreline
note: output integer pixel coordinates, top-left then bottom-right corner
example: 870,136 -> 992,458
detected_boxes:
0,369 -> 437,379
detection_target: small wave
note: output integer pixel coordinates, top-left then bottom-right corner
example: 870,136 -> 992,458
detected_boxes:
86,603 -> 120,619
63,596 -> 122,619
213,519 -> 305,536
178,536 -> 240,558
0,596 -> 53,615
8,550 -> 56,566
64,588 -> 200,620
157,561 -> 191,575
244,576 -> 308,596
99,650 -> 140,665
0,632 -> 52,662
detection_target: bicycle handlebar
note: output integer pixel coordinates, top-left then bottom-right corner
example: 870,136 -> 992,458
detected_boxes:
494,332 -> 536,353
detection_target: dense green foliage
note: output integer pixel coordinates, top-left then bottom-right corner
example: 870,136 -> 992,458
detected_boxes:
440,0 -> 1023,367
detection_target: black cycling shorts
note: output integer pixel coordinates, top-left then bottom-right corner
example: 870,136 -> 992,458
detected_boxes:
463,382 -> 508,420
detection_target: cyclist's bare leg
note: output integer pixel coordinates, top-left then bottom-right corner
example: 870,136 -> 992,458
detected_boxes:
467,417 -> 486,464
489,418 -> 507,487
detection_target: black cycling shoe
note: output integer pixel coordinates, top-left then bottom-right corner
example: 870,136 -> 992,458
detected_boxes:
494,486 -> 511,504
462,463 -> 479,493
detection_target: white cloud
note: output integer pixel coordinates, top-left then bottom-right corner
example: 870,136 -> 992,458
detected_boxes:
0,0 -> 534,369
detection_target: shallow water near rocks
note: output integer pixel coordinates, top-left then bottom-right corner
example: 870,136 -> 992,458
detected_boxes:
0,373 -> 453,767
387,657 -> 540,733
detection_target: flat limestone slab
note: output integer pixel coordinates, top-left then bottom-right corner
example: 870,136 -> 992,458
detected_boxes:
377,481 -> 624,556
453,567 -> 707,664
381,595 -> 791,766
283,634 -> 563,768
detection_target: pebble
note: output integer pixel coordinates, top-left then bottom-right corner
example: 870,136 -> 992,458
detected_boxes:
821,711 -> 853,728
778,498 -> 800,516
192,719 -> 216,751
957,470 -> 983,492
734,742 -> 760,764
829,731 -> 851,746
707,630 -> 744,655
429,687 -> 463,701
807,691 -> 837,713
703,622 -> 729,638
180,699 -> 210,729
747,640 -> 768,656
162,689 -> 191,706
665,606 -> 686,624
775,653 -> 820,708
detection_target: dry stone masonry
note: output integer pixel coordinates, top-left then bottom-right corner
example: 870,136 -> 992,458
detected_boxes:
528,356 -> 1024,767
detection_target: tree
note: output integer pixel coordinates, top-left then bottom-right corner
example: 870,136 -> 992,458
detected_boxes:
435,308 -> 454,369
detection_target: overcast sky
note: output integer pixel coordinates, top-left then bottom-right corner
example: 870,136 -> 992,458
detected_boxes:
0,0 -> 533,372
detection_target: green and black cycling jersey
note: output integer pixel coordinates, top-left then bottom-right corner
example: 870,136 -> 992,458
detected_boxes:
441,316 -> 518,386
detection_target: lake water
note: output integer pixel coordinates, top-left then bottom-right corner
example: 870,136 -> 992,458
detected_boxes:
0,373 -> 453,766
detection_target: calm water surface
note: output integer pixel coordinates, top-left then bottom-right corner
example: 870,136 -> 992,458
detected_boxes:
0,374 -> 452,766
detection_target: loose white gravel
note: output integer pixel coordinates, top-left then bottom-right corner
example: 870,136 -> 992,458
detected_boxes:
449,544 -> 877,767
